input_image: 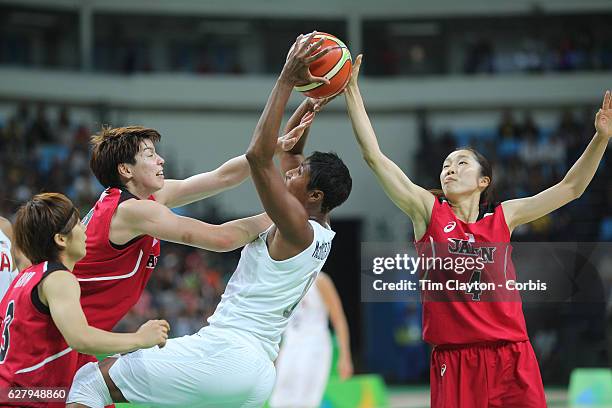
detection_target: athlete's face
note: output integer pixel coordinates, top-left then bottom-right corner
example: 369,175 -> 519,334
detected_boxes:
65,219 -> 87,262
440,150 -> 489,200
284,161 -> 311,204
131,139 -> 165,192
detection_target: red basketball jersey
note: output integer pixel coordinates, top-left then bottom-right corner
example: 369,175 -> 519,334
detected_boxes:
0,262 -> 79,407
74,188 -> 160,332
415,198 -> 529,345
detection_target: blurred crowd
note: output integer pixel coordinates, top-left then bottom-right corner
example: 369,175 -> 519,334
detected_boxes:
0,104 -> 98,216
463,34 -> 612,75
415,109 -> 612,242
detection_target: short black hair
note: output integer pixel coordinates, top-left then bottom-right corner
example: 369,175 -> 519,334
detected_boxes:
305,151 -> 352,213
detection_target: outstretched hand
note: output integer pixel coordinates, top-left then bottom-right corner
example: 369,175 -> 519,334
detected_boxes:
276,111 -> 315,153
280,31 -> 332,87
308,93 -> 339,112
595,90 -> 612,140
347,54 -> 363,90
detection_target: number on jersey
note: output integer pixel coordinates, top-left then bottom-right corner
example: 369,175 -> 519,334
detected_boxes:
466,270 -> 483,301
0,301 -> 15,363
283,273 -> 318,318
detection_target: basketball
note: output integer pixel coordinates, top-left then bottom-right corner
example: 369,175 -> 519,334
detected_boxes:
294,32 -> 353,99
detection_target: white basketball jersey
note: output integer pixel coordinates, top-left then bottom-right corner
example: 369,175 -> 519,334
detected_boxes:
207,220 -> 335,360
0,228 -> 17,300
285,281 -> 329,339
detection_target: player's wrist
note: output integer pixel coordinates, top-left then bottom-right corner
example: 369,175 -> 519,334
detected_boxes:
277,74 -> 297,88
594,131 -> 610,141
133,331 -> 147,349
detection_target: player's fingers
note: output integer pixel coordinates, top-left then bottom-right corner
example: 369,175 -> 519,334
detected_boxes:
305,38 -> 325,57
354,54 -> 363,73
309,75 -> 330,85
603,90 -> 610,110
297,31 -> 315,54
305,30 -> 317,46
304,46 -> 331,64
607,89 -> 611,110
301,111 -> 315,122
295,122 -> 312,132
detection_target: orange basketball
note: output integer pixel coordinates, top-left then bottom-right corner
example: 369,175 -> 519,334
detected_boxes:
294,33 -> 352,99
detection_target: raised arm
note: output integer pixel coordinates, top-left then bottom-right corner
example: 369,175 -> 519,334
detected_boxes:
317,272 -> 353,380
280,99 -> 315,174
114,199 -> 271,252
280,95 -> 338,174
246,32 -> 329,250
155,136 -> 311,209
42,270 -> 169,355
502,90 -> 611,231
155,154 -> 250,208
344,55 -> 434,238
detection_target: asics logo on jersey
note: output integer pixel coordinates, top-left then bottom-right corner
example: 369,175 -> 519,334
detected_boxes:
443,222 -> 456,233
312,241 -> 331,260
441,364 -> 447,377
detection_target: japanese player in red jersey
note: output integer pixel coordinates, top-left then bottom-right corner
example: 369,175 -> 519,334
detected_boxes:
345,54 -> 611,408
0,193 -> 169,407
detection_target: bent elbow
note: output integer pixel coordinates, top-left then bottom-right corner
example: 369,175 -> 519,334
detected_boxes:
565,181 -> 584,201
217,235 -> 238,252
572,189 -> 584,201
210,227 -> 240,252
362,149 -> 384,169
66,336 -> 91,354
245,148 -> 264,167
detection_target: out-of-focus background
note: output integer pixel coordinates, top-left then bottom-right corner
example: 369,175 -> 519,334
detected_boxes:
0,0 -> 610,406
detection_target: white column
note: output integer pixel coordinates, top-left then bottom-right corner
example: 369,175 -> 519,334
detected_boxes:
347,11 -> 362,55
79,1 -> 93,71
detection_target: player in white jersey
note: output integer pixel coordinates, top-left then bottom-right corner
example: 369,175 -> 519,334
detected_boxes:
67,31 -> 352,408
269,272 -> 353,408
0,216 -> 19,299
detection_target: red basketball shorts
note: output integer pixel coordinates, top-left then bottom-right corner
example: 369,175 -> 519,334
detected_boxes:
430,340 -> 546,408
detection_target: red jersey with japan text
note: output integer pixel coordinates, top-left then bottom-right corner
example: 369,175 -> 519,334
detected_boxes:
0,261 -> 78,407
73,187 -> 160,332
415,198 -> 529,345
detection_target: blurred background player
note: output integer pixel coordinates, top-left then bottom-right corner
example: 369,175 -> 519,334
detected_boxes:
269,271 -> 353,408
0,193 -> 169,407
0,216 -> 18,299
66,31 -> 351,408
345,54 -> 610,407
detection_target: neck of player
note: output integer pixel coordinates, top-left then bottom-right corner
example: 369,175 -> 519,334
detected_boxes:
448,193 -> 481,223
125,182 -> 155,200
57,252 -> 77,272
